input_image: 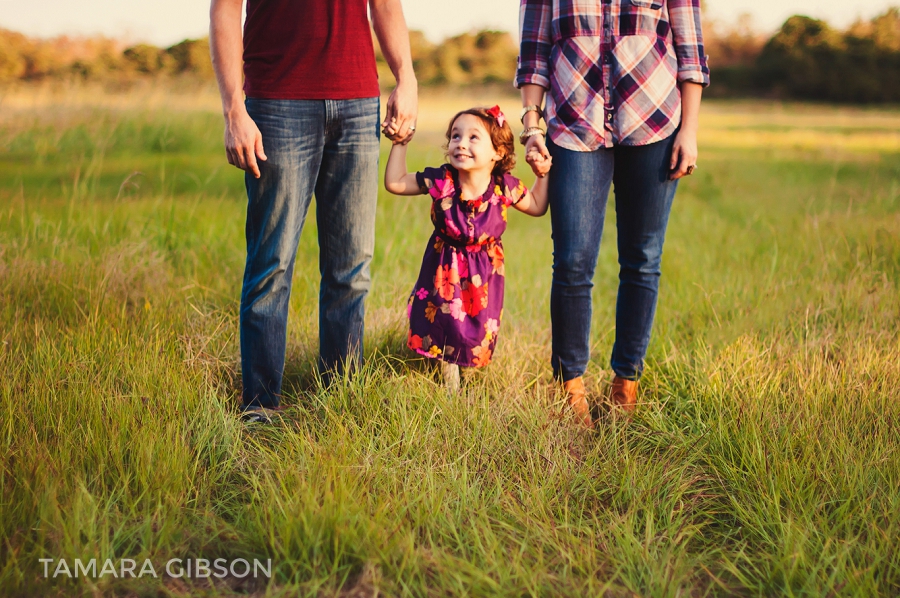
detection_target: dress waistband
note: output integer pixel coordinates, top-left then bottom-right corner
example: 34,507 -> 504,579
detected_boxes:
435,231 -> 498,250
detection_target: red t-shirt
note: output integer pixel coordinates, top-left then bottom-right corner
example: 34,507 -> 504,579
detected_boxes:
243,0 -> 380,100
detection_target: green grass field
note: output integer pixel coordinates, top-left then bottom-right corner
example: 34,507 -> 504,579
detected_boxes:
1,83 -> 899,597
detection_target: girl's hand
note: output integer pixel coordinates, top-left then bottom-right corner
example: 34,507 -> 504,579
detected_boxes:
525,134 -> 551,177
526,147 -> 552,178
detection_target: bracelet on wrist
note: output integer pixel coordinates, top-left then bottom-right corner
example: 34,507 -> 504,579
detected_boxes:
519,126 -> 546,146
519,105 -> 544,124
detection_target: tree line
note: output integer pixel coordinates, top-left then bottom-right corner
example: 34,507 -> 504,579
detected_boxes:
1,7 -> 899,103
0,31 -> 213,82
708,8 -> 900,102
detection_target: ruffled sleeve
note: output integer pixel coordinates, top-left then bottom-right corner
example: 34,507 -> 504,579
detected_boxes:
501,174 -> 528,206
415,165 -> 452,199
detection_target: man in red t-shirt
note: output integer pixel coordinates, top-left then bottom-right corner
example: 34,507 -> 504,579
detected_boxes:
210,0 -> 417,422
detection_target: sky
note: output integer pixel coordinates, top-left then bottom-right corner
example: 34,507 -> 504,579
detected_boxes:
0,0 -> 896,46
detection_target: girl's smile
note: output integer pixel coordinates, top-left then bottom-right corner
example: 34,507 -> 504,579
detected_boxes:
447,114 -> 502,174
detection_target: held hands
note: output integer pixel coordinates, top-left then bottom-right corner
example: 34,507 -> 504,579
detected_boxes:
382,78 -> 418,145
224,108 -> 267,179
524,134 -> 552,178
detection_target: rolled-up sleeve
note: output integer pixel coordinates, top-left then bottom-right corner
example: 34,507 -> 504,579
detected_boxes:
515,0 -> 553,89
668,0 -> 711,87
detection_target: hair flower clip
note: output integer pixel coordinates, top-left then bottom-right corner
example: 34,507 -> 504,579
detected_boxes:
486,105 -> 506,127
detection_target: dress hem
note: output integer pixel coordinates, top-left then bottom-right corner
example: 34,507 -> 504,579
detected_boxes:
409,346 -> 489,368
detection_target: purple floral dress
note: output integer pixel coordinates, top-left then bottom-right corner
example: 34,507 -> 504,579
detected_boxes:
407,165 -> 528,367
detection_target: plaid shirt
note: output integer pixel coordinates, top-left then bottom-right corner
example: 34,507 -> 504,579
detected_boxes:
516,0 -> 710,150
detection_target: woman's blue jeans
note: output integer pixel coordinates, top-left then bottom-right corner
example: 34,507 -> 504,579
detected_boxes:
547,135 -> 678,381
240,97 -> 380,409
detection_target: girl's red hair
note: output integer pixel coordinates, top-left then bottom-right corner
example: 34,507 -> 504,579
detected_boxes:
445,107 -> 516,176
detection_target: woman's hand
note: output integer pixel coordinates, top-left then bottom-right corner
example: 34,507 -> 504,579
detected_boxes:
525,134 -> 552,177
668,128 -> 697,181
670,81 -> 702,180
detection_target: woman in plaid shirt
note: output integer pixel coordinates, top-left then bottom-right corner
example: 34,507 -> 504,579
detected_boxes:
516,0 -> 710,426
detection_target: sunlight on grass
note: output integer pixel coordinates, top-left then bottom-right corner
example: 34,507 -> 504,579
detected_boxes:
1,85 -> 899,596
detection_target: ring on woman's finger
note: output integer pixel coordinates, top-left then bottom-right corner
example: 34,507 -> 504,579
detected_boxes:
686,164 -> 697,175
409,125 -> 416,132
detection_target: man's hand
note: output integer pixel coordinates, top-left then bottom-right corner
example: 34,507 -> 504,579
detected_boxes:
382,78 -> 417,145
211,0 -> 266,177
224,108 -> 267,179
370,0 -> 417,145
525,134 -> 552,177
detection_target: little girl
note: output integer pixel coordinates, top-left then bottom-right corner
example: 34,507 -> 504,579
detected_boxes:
384,105 -> 551,390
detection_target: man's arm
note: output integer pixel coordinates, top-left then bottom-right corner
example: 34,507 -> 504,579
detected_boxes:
210,0 -> 266,178
370,0 -> 417,145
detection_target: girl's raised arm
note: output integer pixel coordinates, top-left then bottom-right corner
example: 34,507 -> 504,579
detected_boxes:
384,143 -> 424,196
513,154 -> 551,217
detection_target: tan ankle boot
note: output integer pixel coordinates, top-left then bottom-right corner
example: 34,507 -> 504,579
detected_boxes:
610,376 -> 638,413
563,377 -> 594,428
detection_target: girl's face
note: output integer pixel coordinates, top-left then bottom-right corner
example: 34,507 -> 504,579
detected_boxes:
447,114 -> 502,175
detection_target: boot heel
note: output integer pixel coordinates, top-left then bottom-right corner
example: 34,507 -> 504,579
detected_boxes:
563,376 -> 594,429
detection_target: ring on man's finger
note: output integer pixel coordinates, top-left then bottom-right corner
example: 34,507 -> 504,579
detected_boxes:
686,164 -> 697,175
409,125 -> 416,132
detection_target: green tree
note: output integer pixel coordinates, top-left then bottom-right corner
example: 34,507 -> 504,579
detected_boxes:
123,44 -> 172,75
757,10 -> 900,102
429,31 -> 517,85
166,38 -> 213,77
757,16 -> 844,100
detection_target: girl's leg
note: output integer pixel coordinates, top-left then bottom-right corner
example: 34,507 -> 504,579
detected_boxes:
547,139 -> 614,381
611,135 -> 679,380
441,361 -> 460,393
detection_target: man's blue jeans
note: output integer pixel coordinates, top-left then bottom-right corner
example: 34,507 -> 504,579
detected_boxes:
240,97 -> 380,409
547,134 -> 678,382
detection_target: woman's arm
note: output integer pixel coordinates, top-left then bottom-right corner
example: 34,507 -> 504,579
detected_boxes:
669,81 -> 702,180
516,0 -> 553,91
521,83 -> 551,177
517,0 -> 552,178
667,0 -> 709,180
667,0 -> 710,90
384,143 -> 422,195
512,173 -> 549,217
